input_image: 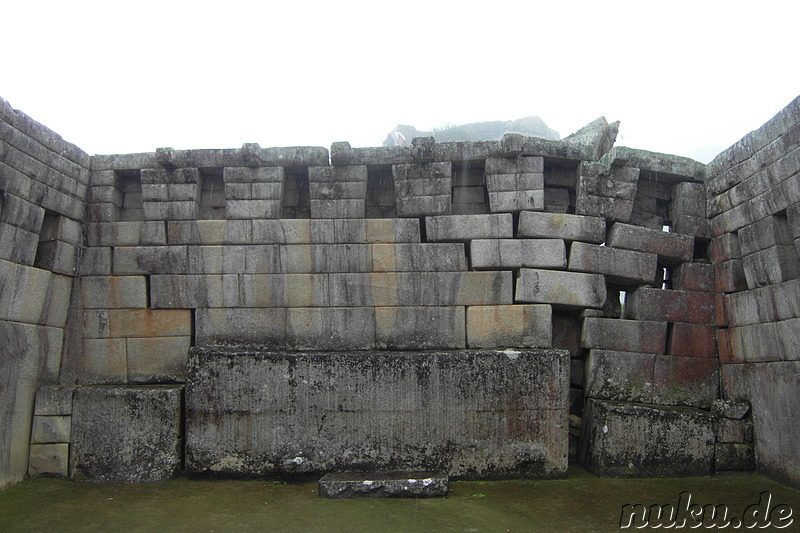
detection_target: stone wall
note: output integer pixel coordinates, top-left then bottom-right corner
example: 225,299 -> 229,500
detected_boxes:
0,97 -> 90,488
706,96 -> 800,487
3,94 -> 799,487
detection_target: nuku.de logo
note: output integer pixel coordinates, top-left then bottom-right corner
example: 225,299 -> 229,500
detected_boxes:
619,491 -> 793,529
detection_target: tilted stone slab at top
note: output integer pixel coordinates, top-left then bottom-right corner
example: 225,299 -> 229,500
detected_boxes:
515,268 -> 606,309
517,211 -> 605,243
71,386 -> 183,483
607,223 -> 693,266
568,242 -> 657,286
185,348 -> 569,479
581,399 -> 715,477
425,213 -> 513,242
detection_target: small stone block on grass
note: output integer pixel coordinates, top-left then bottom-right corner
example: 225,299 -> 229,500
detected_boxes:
319,471 -> 449,498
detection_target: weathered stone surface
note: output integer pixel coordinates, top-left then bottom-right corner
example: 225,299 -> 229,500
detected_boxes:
113,246 -> 188,274
329,272 -> 419,306
286,307 -> 376,350
374,306 -> 465,349
667,323 -> 717,358
186,348 -> 569,479
28,444 -> 69,477
71,386 -> 183,483
671,263 -> 714,293
515,268 -> 606,309
607,223 -> 694,265
318,471 -> 448,498
420,271 -> 513,306
127,336 -> 192,383
575,163 -> 639,221
279,244 -> 372,273
150,274 -> 240,308
722,361 -> 800,487
568,242 -> 656,286
581,399 -> 715,477
471,239 -> 566,270
195,308 -> 286,347
715,442 -> 755,471
34,386 -> 75,416
425,213 -> 512,242
742,245 -> 800,288
625,287 -> 715,325
30,416 -> 71,443
466,304 -> 552,348
581,318 -> 667,354
711,399 -> 750,420
167,220 -> 252,245
517,211 -> 605,243
393,162 -> 452,217
76,276 -> 147,308
372,243 -> 466,272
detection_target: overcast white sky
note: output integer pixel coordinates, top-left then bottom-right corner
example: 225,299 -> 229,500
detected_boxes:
2,1 -> 798,163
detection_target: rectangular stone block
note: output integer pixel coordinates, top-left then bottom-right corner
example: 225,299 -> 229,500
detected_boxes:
581,318 -> 667,354
515,268 -> 606,309
286,307 -> 376,350
85,221 -> 167,247
167,220 -> 252,245
30,416 -> 71,443
668,323 -> 717,358
425,213 -> 513,242
329,218 -> 420,244
395,194 -> 451,217
76,276 -> 147,308
34,240 -> 80,276
28,443 -> 69,477
85,309 -> 193,338
488,190 -> 544,212
582,399 -> 715,477
738,215 -> 794,256
150,274 -> 240,308
225,199 -> 282,219
714,259 -> 747,293
517,211 -> 605,243
773,278 -> 800,320
223,166 -> 284,184
372,243 -> 466,272
252,219 -> 334,244
127,336 -> 192,383
585,350 -> 656,404
0,192 -> 45,233
420,271 -> 513,306
466,304 -> 552,348
189,245 -> 249,274
34,386 -> 75,416
76,338 -> 128,384
670,262 -> 714,292
71,386 -> 182,482
625,287 -> 715,325
195,308 -> 286,346
142,200 -> 199,220
485,173 -> 543,192
710,233 -> 741,262
329,272 -> 420,306
113,246 -> 188,274
375,306 -> 465,349
470,238 -> 566,270
568,242 -> 657,286
607,223 -> 693,265
185,347 -> 569,478
485,156 -> 544,175
241,274 -> 329,307
742,245 -> 800,288
0,222 -> 38,265
280,244 -> 372,273
79,247 -> 112,276
652,355 -> 719,408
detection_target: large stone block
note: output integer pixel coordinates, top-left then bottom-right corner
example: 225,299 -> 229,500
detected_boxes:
30,416 -> 71,443
185,348 -> 569,478
251,219 -> 333,244
113,246 -> 188,275
127,336 -> 192,383
329,272 -> 420,307
420,271 -> 513,306
393,162 -> 452,217
625,287 -> 715,325
189,245 -> 249,274
372,243 -> 466,272
742,245 -> 800,288
75,338 -> 128,384
470,239 -> 566,270
466,304 -> 552,348
607,223 -> 693,266
150,274 -> 240,308
241,274 -> 330,307
517,211 -> 605,243
670,262 -> 714,292
71,386 -> 183,483
515,268 -> 606,309
581,399 -> 715,477
581,318 -> 667,354
425,213 -> 512,242
195,308 -> 286,347
167,220 -> 252,245
286,307 -> 376,350
667,323 -> 717,358
76,276 -> 147,308
374,306 -> 465,349
568,242 -> 657,286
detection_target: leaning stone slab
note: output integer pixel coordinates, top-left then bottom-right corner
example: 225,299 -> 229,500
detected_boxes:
319,471 -> 448,498
71,386 -> 183,483
517,211 -> 605,243
607,223 -> 693,266
186,348 -> 569,479
515,268 -> 606,309
581,399 -> 715,477
625,287 -> 715,325
568,242 -> 657,285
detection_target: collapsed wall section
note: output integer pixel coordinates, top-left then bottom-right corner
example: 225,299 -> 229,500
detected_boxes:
0,97 -> 90,488
706,96 -> 800,487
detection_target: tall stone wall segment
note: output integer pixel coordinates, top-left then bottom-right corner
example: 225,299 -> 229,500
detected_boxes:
707,95 -> 800,488
3,93 -> 799,487
0,96 -> 90,489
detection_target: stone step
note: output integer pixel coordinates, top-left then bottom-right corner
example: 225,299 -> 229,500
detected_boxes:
318,471 -> 448,499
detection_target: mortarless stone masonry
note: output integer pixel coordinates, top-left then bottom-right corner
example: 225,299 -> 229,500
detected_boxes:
1,94 -> 799,488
